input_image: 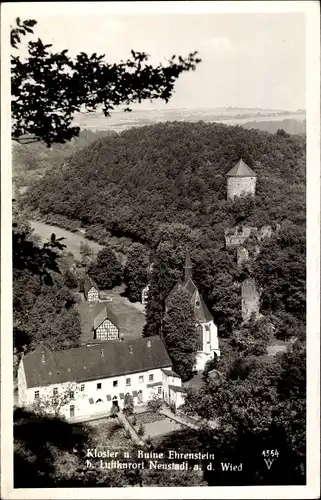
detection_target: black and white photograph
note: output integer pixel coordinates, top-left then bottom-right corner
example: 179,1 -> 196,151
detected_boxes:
1,1 -> 320,498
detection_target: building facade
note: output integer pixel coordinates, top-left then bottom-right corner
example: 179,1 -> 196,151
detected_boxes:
84,276 -> 99,302
93,305 -> 119,341
17,337 -> 185,422
226,159 -> 257,200
165,252 -> 220,372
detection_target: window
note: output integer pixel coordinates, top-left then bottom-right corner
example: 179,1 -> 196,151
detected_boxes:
196,325 -> 203,351
126,378 -> 131,386
149,374 -> 154,382
113,380 -> 118,387
53,387 -> 58,396
157,386 -> 162,395
139,376 -> 144,383
80,384 -> 85,391
34,391 -> 39,400
69,391 -> 74,399
97,383 -> 102,390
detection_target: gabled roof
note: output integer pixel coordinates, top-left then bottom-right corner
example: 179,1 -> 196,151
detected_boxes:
84,276 -> 99,298
166,276 -> 213,323
22,336 -> 172,389
226,159 -> 257,177
191,289 -> 213,323
169,385 -> 187,393
93,304 -> 119,330
161,368 -> 180,378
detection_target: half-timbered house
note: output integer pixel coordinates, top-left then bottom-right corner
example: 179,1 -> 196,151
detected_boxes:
84,276 -> 99,302
93,305 -> 119,341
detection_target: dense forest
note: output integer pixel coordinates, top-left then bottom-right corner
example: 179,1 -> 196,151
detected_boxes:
13,129 -> 115,191
23,121 -> 306,337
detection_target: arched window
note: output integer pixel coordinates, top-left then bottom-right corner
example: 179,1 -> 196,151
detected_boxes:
196,324 -> 203,351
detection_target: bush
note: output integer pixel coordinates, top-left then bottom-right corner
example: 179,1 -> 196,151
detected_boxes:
147,393 -> 163,413
137,424 -> 145,437
169,403 -> 176,414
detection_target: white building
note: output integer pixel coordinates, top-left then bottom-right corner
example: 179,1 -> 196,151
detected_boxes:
141,284 -> 150,306
17,336 -> 186,422
165,252 -> 220,371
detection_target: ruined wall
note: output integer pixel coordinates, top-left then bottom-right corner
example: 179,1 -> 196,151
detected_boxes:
241,278 -> 261,322
236,247 -> 250,267
225,224 -> 280,249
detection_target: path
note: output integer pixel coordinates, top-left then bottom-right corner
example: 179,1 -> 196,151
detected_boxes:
117,411 -> 145,446
30,220 -> 103,260
144,417 -> 183,438
160,407 -> 200,430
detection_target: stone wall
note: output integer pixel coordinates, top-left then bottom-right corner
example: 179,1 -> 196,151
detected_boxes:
225,224 -> 280,248
241,278 -> 261,322
227,176 -> 256,200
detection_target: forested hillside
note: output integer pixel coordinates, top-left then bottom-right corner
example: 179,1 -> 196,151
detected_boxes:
24,121 -> 306,336
13,129 -> 116,190
25,121 -> 305,234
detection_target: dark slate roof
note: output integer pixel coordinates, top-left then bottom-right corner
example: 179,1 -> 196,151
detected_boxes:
93,304 -> 119,329
169,385 -> 187,393
161,368 -> 180,378
23,336 -> 172,389
191,289 -> 213,323
84,276 -> 99,298
165,277 -> 213,323
226,159 -> 257,177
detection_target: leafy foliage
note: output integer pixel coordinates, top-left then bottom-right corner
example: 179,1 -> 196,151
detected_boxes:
11,19 -> 201,146
87,245 -> 122,290
162,288 -> 198,381
255,221 -> 306,325
123,243 -> 149,302
183,339 -> 306,485
13,217 -> 81,353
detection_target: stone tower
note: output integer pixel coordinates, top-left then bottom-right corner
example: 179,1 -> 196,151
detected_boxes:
226,159 -> 257,200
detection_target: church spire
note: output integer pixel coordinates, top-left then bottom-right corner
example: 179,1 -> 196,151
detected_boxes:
184,250 -> 193,281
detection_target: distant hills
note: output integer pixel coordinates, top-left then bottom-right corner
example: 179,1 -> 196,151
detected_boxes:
73,107 -> 306,135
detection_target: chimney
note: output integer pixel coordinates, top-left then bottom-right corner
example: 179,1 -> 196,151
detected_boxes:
128,345 -> 133,354
147,340 -> 151,348
101,349 -> 104,357
41,351 -> 45,364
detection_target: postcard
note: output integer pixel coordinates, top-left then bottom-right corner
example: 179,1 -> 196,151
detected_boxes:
1,1 -> 320,499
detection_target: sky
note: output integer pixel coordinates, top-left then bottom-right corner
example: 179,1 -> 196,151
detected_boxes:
9,7 -> 306,111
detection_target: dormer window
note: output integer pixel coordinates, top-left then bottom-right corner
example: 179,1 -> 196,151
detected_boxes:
195,300 -> 200,307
